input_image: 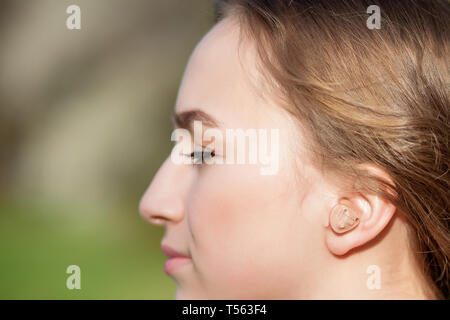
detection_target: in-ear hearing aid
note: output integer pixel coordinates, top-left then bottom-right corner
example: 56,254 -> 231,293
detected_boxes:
330,203 -> 360,234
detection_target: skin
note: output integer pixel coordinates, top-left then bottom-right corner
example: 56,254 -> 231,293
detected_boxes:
139,16 -> 436,299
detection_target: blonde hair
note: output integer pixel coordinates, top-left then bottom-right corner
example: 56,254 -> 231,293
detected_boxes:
215,0 -> 449,298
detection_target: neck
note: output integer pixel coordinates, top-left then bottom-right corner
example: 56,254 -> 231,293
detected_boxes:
300,215 -> 437,299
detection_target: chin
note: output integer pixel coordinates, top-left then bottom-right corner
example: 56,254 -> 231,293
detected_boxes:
174,288 -> 199,300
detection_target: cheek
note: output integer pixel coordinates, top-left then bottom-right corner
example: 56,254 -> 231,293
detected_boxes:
186,163 -> 305,297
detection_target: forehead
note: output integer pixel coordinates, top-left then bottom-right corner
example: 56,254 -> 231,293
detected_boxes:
174,17 -> 271,128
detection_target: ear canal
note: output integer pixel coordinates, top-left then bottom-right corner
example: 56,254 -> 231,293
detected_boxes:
330,204 -> 360,234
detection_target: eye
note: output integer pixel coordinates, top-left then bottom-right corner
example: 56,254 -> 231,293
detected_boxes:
186,149 -> 215,165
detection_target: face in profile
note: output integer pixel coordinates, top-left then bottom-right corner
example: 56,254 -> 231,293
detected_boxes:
139,17 -> 332,299
139,2 -> 447,299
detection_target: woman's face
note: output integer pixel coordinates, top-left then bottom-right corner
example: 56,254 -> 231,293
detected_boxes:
139,17 -> 334,299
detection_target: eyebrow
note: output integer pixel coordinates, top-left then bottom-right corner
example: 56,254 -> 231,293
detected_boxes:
172,109 -> 221,131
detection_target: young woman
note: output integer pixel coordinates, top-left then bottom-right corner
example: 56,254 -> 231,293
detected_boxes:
139,0 -> 449,299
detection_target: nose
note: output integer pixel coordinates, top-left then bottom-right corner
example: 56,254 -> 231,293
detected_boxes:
139,157 -> 188,226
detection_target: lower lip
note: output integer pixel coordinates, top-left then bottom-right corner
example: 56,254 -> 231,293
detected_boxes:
164,257 -> 192,275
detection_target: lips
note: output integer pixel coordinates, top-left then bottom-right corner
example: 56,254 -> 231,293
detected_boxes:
161,243 -> 192,275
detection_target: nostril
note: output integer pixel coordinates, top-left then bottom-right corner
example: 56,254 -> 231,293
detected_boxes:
148,215 -> 169,226
138,173 -> 185,224
139,202 -> 165,225
138,157 -> 187,225
139,196 -> 180,225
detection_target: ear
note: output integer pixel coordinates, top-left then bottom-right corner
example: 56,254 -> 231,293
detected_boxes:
325,164 -> 397,256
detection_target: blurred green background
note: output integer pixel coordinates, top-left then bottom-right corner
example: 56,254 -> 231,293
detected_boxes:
0,0 -> 215,299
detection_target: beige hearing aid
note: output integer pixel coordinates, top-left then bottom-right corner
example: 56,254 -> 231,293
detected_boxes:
330,202 -> 360,234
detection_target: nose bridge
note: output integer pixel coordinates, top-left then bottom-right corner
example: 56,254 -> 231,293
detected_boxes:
139,157 -> 187,225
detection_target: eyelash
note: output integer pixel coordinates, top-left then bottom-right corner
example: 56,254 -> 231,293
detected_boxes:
184,149 -> 215,165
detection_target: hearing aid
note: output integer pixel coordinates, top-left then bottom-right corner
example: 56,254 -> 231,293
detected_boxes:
330,203 -> 360,234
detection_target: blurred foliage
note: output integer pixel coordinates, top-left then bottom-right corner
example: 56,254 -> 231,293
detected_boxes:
0,0 -> 215,299
0,198 -> 174,299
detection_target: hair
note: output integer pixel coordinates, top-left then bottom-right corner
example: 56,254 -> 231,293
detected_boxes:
214,0 -> 449,298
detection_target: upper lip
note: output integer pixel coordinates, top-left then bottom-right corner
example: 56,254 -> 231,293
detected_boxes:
161,243 -> 190,259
